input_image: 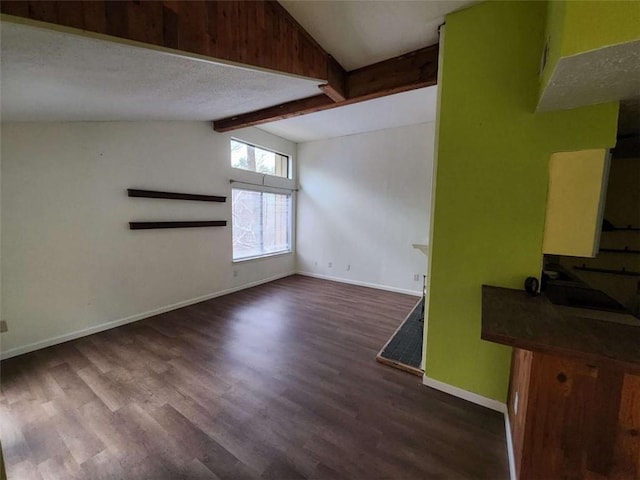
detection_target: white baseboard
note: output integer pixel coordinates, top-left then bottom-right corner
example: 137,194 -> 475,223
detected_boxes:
422,375 -> 515,479
422,375 -> 507,413
296,271 -> 421,297
0,272 -> 294,360
503,410 -> 517,480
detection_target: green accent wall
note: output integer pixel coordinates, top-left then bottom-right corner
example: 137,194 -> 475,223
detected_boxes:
541,0 -> 567,89
562,0 -> 640,56
425,0 -> 619,402
542,0 -> 640,91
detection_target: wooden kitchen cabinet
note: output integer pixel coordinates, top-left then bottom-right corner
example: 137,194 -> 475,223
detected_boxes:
482,285 -> 640,479
508,349 -> 640,479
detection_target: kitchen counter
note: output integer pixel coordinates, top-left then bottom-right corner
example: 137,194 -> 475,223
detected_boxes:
483,285 -> 640,479
481,285 -> 640,372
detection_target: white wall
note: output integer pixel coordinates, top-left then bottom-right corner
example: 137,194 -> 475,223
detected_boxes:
1,121 -> 296,357
296,122 -> 434,295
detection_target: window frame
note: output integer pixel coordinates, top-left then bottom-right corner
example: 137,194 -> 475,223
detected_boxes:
229,137 -> 296,263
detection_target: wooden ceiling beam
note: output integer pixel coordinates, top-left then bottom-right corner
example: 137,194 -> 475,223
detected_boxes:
213,94 -> 335,132
0,0 -> 339,84
213,44 -> 439,132
319,55 -> 347,102
346,45 -> 438,100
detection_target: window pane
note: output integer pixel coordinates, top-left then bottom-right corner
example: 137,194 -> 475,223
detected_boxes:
262,191 -> 290,254
232,189 -> 263,259
231,139 -> 289,178
232,188 -> 291,260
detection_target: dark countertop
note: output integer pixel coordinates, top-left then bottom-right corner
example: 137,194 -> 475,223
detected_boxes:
481,285 -> 640,372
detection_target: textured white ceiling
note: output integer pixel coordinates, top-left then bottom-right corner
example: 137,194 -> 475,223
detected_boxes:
538,40 -> 640,113
280,0 -> 475,70
0,21 -> 323,122
256,86 -> 438,143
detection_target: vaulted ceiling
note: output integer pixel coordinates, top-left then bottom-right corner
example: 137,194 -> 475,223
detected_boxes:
0,21 -> 321,123
280,0 -> 474,70
0,1 -> 473,140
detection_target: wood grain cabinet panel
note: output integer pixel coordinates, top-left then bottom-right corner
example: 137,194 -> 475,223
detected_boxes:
509,348 -> 640,479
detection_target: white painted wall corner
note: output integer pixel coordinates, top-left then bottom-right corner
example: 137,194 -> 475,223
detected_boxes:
296,271 -> 422,297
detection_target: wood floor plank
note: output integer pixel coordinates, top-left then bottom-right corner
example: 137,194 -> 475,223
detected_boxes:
0,403 -> 34,468
6,460 -> 43,480
75,400 -> 147,460
301,433 -> 383,479
46,363 -> 98,408
0,275 -> 509,479
36,453 -> 82,480
80,449 -> 127,480
20,415 -> 70,466
75,365 -> 127,412
43,399 -> 106,466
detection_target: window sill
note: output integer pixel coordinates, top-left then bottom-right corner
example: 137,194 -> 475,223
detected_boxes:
232,250 -> 293,264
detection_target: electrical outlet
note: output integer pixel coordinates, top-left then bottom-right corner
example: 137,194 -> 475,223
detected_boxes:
0,320 -> 7,333
413,274 -> 420,281
314,261 -> 318,267
346,264 -> 351,271
328,262 -> 333,268
233,269 -> 238,278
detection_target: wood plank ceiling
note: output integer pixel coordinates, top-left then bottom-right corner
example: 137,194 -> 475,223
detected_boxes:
0,0 -> 439,132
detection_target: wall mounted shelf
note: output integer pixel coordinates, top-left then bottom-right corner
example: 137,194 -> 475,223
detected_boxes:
412,243 -> 428,255
599,247 -> 640,255
574,265 -> 640,277
602,219 -> 640,232
128,189 -> 226,203
608,227 -> 640,232
129,221 -> 227,230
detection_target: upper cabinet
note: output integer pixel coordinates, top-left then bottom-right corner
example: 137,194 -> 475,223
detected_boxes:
542,148 -> 610,257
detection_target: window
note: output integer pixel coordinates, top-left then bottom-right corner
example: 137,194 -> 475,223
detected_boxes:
231,139 -> 290,179
232,188 -> 291,261
230,138 -> 294,261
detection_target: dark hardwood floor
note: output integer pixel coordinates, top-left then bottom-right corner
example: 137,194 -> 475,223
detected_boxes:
0,275 -> 509,479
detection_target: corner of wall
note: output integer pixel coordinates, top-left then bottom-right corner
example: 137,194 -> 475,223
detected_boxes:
427,0 -> 620,404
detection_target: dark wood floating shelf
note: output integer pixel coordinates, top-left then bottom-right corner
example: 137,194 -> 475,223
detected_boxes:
129,221 -> 227,230
608,227 -> 640,232
128,189 -> 226,203
574,265 -> 640,277
599,247 -> 640,254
